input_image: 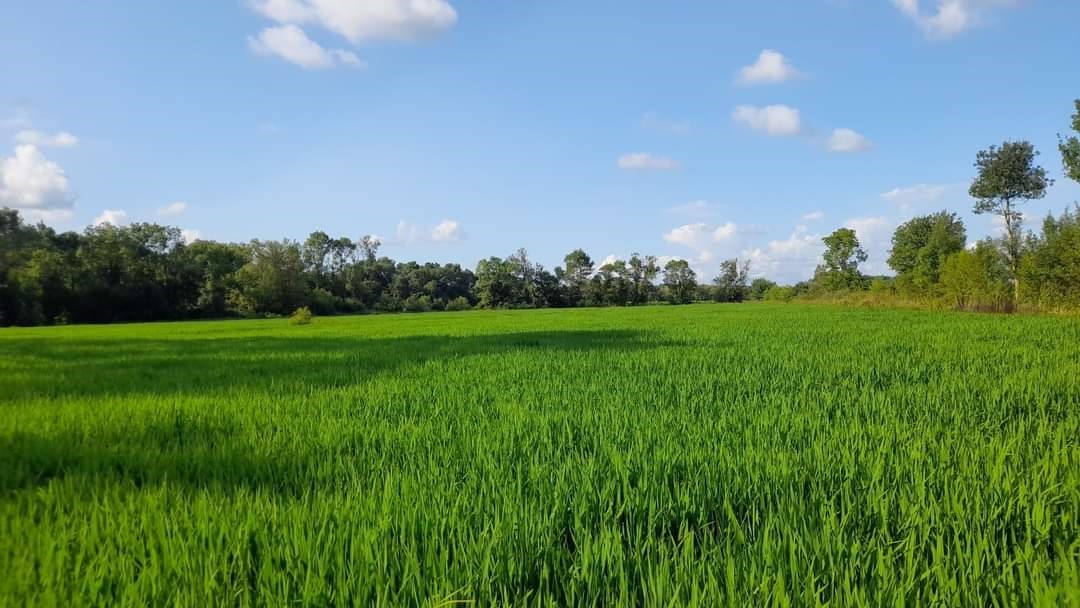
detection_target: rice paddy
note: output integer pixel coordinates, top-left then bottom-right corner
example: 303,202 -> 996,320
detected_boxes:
1,303 -> 1079,606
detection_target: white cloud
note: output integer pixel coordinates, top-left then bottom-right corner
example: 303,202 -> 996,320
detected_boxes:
880,183 -> 953,211
93,209 -> 129,227
249,0 -> 458,43
617,153 -> 680,171
181,229 -> 201,244
394,218 -> 465,244
15,130 -> 78,148
828,128 -> 872,153
598,254 -> 621,268
663,222 -> 711,250
843,216 -> 896,275
157,201 -> 188,216
640,112 -> 690,135
0,144 -> 76,213
732,105 -> 801,136
667,200 -> 726,217
742,225 -> 823,282
430,218 -> 463,242
662,222 -> 747,272
713,222 -> 738,241
891,0 -> 1022,39
248,25 -> 364,69
801,210 -> 825,221
737,49 -> 801,85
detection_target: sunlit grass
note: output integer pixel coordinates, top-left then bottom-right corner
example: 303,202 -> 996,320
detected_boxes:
1,304 -> 1078,606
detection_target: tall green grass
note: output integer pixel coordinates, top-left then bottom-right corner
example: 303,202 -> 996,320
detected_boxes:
1,304 -> 1078,606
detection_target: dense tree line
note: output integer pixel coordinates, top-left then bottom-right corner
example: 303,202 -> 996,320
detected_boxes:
1,214 -> 754,325
2,100 -> 1078,326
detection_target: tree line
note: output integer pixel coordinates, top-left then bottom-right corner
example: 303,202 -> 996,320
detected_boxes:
776,99 -> 1079,312
1,99 -> 1078,326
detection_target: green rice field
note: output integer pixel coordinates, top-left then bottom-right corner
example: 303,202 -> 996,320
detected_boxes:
1,304 -> 1079,606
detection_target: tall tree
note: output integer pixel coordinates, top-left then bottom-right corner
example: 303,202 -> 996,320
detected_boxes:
969,141 -> 1052,303
1060,99 -> 1080,183
815,228 -> 866,291
887,211 -> 966,293
713,258 -> 750,302
627,252 -> 659,305
662,259 -> 697,304
561,249 -> 593,307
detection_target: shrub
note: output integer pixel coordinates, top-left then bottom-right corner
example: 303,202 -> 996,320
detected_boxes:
764,286 -> 795,302
289,306 -> 313,325
445,296 -> 472,311
403,295 -> 433,313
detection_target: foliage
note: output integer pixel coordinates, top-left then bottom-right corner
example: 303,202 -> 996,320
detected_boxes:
969,141 -> 1053,302
1059,99 -> 1080,183
1019,206 -> 1080,309
887,211 -> 967,294
661,259 -> 697,304
287,306 -> 312,325
748,278 -> 776,301
445,296 -> 472,311
2,305 -> 1078,605
939,240 -> 1011,311
712,258 -> 750,302
814,228 -> 867,292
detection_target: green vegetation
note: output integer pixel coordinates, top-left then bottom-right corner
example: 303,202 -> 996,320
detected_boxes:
2,304 -> 1079,605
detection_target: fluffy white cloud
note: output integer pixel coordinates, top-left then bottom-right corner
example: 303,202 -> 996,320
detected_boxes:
394,218 -> 465,244
801,210 -> 825,221
843,216 -> 896,275
742,225 -> 823,282
880,183 -> 953,211
15,130 -> 78,148
732,105 -> 801,136
663,222 -> 711,249
93,209 -> 129,227
430,218 -> 463,242
892,0 -> 1022,39
737,49 -> 801,85
181,229 -> 201,244
157,201 -> 188,216
598,254 -> 620,268
640,112 -> 689,135
249,25 -> 364,69
662,222 -> 746,272
249,0 -> 458,43
713,222 -> 738,241
0,145 -> 75,212
617,153 -> 680,171
667,200 -> 726,217
828,128 -> 873,153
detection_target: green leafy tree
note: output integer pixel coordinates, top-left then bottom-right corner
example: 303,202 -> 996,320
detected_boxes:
662,259 -> 697,304
474,256 -> 519,308
1059,99 -> 1080,183
969,141 -> 1052,303
940,240 -> 1011,311
713,258 -> 750,302
1019,206 -> 1080,309
748,277 -> 776,301
887,212 -> 966,294
236,239 -> 307,315
815,228 -> 866,291
560,249 -> 594,307
627,252 -> 659,305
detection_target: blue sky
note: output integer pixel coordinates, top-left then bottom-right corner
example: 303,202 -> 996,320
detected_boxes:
2,0 -> 1078,283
